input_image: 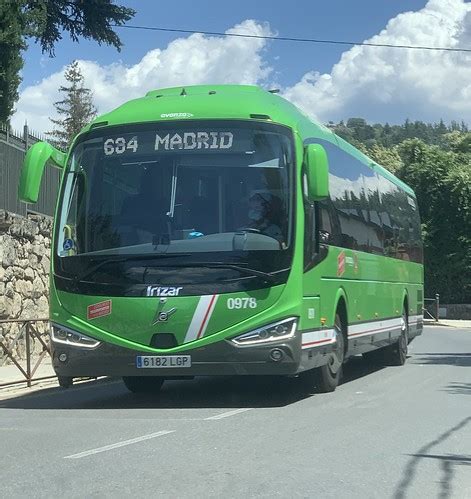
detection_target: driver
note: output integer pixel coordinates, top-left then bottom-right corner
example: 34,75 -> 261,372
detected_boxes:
247,192 -> 283,242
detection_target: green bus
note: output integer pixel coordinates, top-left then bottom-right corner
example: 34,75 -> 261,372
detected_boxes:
19,85 -> 423,393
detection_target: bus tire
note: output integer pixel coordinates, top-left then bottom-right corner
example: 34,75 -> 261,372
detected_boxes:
301,312 -> 345,393
58,376 -> 73,389
122,376 -> 164,394
382,307 -> 409,366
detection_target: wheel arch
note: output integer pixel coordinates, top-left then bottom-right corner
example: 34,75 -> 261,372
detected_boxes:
402,289 -> 409,319
333,288 -> 348,354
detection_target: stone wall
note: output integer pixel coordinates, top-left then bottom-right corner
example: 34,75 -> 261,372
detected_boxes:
0,210 -> 52,359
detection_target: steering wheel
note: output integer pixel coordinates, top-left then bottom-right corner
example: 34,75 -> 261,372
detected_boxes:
236,227 -> 261,234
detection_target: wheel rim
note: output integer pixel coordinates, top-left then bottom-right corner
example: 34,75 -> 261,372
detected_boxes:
329,317 -> 344,375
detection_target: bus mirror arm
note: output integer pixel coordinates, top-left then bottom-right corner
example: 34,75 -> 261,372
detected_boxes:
18,141 -> 66,204
304,143 -> 329,202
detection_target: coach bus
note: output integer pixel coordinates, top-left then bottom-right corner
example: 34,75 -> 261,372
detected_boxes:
19,85 -> 423,393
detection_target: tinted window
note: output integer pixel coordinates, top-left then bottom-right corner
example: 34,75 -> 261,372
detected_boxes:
305,138 -> 422,264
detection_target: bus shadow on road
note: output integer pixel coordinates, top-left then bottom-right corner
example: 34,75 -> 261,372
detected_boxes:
442,382 -> 471,395
0,357 -> 386,410
411,352 -> 471,367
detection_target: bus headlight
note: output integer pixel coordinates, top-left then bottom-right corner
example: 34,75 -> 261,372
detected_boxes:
231,318 -> 297,346
51,324 -> 101,348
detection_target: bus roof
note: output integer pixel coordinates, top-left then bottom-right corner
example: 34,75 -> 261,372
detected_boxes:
83,84 -> 415,197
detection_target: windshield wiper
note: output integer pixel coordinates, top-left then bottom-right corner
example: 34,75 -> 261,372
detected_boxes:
160,261 -> 279,283
69,253 -> 191,284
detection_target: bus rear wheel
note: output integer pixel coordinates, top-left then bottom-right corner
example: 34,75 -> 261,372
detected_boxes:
382,308 -> 408,366
122,376 -> 164,394
363,308 -> 408,366
301,312 -> 345,393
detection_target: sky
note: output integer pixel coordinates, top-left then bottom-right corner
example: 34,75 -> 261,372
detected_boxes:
11,0 -> 471,134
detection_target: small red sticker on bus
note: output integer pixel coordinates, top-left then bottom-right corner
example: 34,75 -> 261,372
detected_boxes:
337,252 -> 345,277
87,300 -> 112,320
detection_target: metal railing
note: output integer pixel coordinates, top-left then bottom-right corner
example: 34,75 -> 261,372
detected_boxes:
0,123 -> 61,217
0,318 -> 54,388
424,294 -> 440,322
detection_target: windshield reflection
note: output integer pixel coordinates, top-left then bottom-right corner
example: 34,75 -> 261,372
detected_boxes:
54,121 -> 295,295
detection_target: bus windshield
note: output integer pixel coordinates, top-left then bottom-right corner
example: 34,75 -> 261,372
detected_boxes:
55,121 -> 295,293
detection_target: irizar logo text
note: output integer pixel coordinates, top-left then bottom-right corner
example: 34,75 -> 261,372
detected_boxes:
147,285 -> 183,297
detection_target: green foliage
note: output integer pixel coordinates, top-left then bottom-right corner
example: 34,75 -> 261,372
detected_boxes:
0,0 -> 135,123
0,2 -> 26,122
23,0 -> 135,56
46,61 -> 97,151
333,118 -> 471,303
367,144 -> 403,173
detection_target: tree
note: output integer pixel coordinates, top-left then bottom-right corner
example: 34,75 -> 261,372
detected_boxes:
332,116 -> 471,303
0,0 -> 135,123
367,144 -> 403,173
397,139 -> 471,303
46,61 -> 97,150
0,2 -> 26,122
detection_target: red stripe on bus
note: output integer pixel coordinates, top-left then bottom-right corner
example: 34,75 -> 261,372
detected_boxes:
302,338 -> 334,347
196,294 -> 217,340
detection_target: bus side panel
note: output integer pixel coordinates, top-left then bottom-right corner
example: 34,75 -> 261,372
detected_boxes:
303,245 -> 423,356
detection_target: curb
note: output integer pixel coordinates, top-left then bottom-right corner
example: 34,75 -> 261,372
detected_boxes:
424,320 -> 471,329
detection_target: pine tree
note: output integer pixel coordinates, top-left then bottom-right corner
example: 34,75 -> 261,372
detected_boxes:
46,61 -> 97,151
0,1 -> 26,122
0,0 -> 134,123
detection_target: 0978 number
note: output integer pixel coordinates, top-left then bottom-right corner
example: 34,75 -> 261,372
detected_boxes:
227,297 -> 257,309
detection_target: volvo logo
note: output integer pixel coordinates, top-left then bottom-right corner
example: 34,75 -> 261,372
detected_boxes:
152,306 -> 177,325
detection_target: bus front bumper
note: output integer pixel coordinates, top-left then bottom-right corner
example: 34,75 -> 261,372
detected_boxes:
51,335 -> 311,378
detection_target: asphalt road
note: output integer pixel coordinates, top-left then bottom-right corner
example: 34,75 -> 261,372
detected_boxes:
0,325 -> 470,499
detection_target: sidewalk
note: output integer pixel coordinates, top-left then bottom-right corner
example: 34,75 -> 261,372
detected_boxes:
0,358 -> 58,398
424,319 -> 471,328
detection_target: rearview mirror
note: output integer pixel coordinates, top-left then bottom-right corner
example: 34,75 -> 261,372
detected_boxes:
304,143 -> 329,201
18,141 -> 66,203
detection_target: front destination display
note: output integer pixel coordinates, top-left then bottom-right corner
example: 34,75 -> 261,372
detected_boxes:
19,84 -> 424,394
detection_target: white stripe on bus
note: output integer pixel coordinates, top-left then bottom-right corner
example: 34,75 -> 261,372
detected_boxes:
302,314 -> 421,350
348,317 -> 402,338
184,295 -> 219,343
408,314 -> 423,324
301,329 -> 336,349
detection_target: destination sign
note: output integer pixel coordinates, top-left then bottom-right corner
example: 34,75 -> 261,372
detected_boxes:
155,131 -> 233,151
102,129 -> 237,156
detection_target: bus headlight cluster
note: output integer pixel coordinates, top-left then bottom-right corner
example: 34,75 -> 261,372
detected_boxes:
51,324 -> 101,348
231,318 -> 297,346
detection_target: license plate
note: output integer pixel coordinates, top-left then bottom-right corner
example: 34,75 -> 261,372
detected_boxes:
136,355 -> 191,368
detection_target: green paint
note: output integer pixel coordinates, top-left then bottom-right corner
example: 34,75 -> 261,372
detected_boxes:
25,84 -> 423,377
18,141 -> 65,203
304,143 -> 329,201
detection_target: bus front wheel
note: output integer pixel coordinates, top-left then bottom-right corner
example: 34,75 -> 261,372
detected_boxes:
122,376 -> 164,394
58,376 -> 73,389
301,312 -> 345,393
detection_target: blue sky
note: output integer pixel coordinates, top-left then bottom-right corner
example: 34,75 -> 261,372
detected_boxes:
22,0 -> 428,88
14,0 -> 471,132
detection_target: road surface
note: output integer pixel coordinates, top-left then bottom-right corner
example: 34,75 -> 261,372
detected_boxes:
0,325 -> 470,498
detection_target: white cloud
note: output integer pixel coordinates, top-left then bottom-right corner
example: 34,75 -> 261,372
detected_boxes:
12,20 -> 273,133
12,2 -> 471,134
283,0 -> 471,123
